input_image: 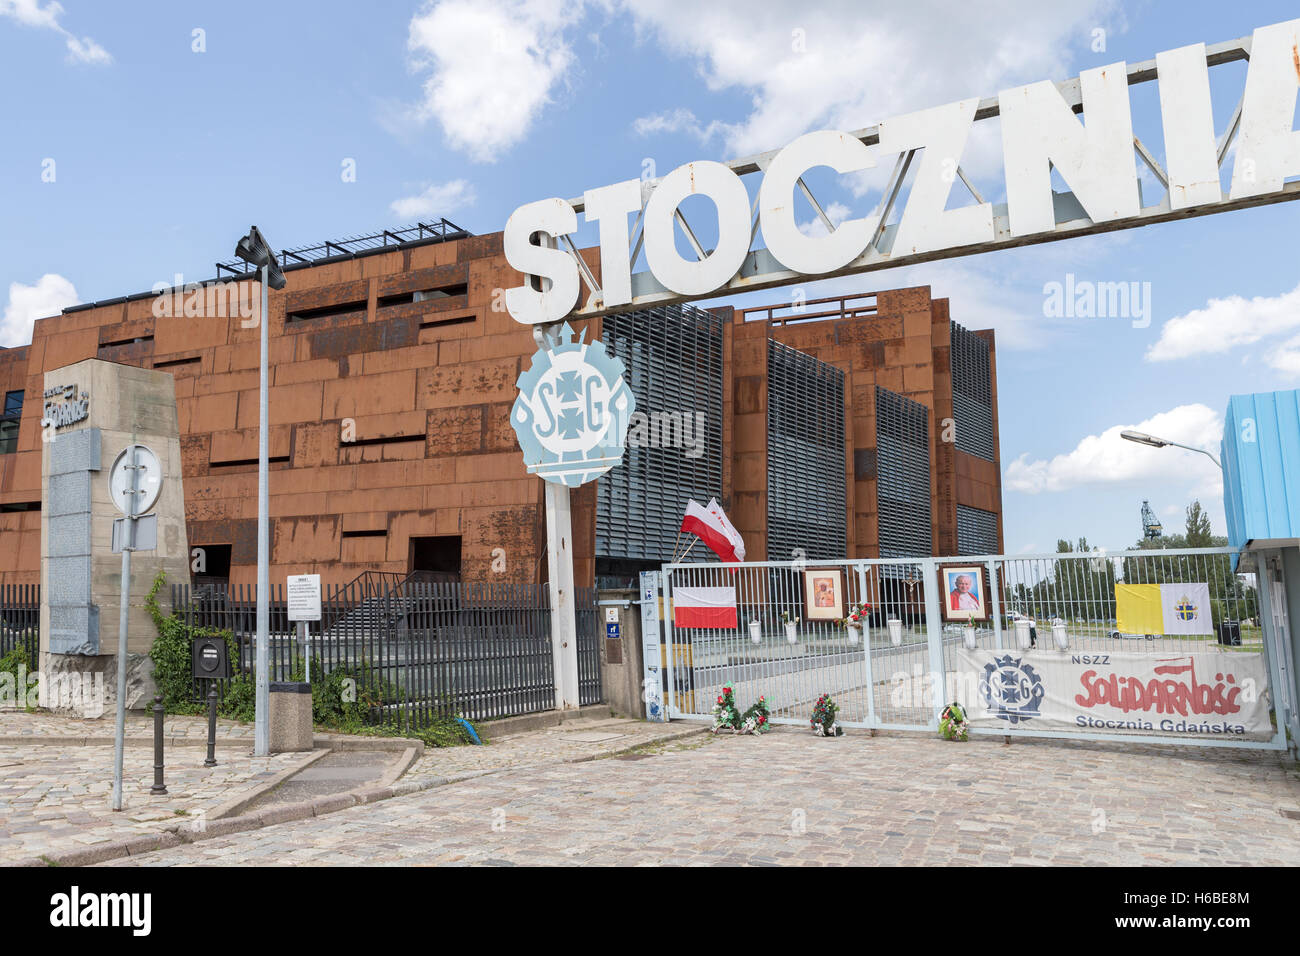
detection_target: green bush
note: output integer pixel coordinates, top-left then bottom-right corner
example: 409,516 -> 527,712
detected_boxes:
0,644 -> 37,710
146,571 -> 477,746
146,571 -> 247,717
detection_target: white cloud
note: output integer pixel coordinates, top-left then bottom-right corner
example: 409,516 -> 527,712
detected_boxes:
1146,281 -> 1300,366
0,0 -> 111,64
1,274 -> 79,348
401,0 -> 1115,168
405,0 -> 581,162
390,178 -> 478,220
1004,403 -> 1223,495
797,201 -> 851,238
1269,334 -> 1300,377
631,107 -> 728,143
619,0 -> 1114,162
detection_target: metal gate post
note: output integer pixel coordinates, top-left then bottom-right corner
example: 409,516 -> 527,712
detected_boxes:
856,563 -> 877,727
1255,556 -> 1294,756
662,566 -> 676,719
987,558 -> 1003,650
1265,555 -> 1299,751
921,558 -> 946,729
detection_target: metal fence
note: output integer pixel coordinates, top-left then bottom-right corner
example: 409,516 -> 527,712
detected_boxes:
0,584 -> 39,663
172,578 -> 602,730
660,548 -> 1288,751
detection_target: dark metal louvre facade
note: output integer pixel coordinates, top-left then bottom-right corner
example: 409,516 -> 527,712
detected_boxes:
596,305 -> 724,563
951,322 -> 995,462
767,340 -> 846,561
957,504 -> 999,556
875,386 -> 932,561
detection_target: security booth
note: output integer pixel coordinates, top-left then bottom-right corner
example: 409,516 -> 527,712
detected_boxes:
1221,388 -> 1300,755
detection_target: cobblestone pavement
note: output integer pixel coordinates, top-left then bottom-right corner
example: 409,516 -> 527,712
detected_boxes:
0,711 -> 701,863
102,726 -> 1300,866
403,717 -> 705,781
0,711 -> 256,741
0,743 -> 307,863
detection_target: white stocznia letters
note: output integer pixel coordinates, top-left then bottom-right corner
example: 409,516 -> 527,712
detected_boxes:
643,161 -> 751,296
498,19 -> 1300,326
759,130 -> 877,274
1156,43 -> 1221,210
1229,19 -> 1300,200
503,198 -> 580,325
1000,62 -> 1140,237
583,179 -> 643,309
877,98 -> 993,255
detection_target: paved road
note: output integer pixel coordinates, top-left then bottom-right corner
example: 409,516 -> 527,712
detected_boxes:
102,726 -> 1300,866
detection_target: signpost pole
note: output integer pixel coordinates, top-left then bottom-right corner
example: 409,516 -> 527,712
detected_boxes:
525,320 -> 581,712
544,479 -> 580,709
255,266 -> 270,757
111,443 -> 139,812
298,620 -> 309,684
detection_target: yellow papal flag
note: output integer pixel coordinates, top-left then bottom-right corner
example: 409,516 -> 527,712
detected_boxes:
1115,583 -> 1165,634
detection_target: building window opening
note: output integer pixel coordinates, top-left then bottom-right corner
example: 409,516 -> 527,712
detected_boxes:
0,390 -> 22,455
191,544 -> 232,595
409,535 -> 461,581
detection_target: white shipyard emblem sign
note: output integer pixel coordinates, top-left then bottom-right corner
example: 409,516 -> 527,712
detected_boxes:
510,324 -> 636,487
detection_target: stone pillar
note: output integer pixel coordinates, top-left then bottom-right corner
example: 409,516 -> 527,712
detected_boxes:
39,359 -> 190,717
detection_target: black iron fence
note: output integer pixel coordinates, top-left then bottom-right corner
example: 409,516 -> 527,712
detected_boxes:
0,584 -> 39,663
172,577 -> 602,729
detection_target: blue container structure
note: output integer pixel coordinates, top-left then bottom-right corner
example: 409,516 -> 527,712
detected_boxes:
1221,388 -> 1300,754
1221,389 -> 1300,557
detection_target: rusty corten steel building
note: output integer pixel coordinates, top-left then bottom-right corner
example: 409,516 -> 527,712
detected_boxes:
0,223 -> 1003,590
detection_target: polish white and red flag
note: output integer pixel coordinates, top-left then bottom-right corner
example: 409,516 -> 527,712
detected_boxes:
672,586 -> 738,629
706,497 -> 746,562
679,498 -> 745,564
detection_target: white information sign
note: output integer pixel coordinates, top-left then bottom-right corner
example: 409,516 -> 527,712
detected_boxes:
287,574 -> 322,623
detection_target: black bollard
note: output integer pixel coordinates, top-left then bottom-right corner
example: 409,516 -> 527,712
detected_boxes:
205,684 -> 219,767
150,695 -> 168,795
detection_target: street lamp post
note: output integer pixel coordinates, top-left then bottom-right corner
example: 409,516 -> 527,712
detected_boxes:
233,226 -> 286,757
1120,429 -> 1221,469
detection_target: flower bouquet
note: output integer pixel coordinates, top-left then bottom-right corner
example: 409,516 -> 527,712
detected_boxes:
939,701 -> 969,742
780,611 -> 799,643
809,693 -> 843,737
711,683 -> 742,733
739,695 -> 772,735
841,602 -> 872,644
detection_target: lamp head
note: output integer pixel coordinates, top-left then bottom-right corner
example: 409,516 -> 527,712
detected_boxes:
1121,430 -> 1167,449
234,226 -> 286,290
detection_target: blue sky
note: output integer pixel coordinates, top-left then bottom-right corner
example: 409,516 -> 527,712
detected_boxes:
0,0 -> 1297,556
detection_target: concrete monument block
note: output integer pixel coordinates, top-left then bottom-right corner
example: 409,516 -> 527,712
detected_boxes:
40,359 -> 190,716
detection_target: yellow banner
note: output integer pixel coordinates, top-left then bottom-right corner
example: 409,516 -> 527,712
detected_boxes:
1116,583 -> 1163,635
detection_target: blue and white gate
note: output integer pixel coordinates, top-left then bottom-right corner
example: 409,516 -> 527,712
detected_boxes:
657,547 -> 1290,751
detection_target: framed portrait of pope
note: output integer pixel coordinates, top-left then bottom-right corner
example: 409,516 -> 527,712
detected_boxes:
939,565 -> 989,622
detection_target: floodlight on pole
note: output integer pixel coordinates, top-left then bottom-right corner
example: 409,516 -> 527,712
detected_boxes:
1121,429 -> 1221,468
234,225 -> 284,757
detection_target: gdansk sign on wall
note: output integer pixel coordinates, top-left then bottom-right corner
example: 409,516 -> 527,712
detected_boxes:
504,19 -> 1300,325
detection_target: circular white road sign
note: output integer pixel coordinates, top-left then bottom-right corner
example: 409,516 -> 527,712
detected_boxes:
108,444 -> 163,517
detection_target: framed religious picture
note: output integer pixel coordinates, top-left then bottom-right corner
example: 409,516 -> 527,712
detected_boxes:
803,568 -> 845,621
939,564 -> 989,622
